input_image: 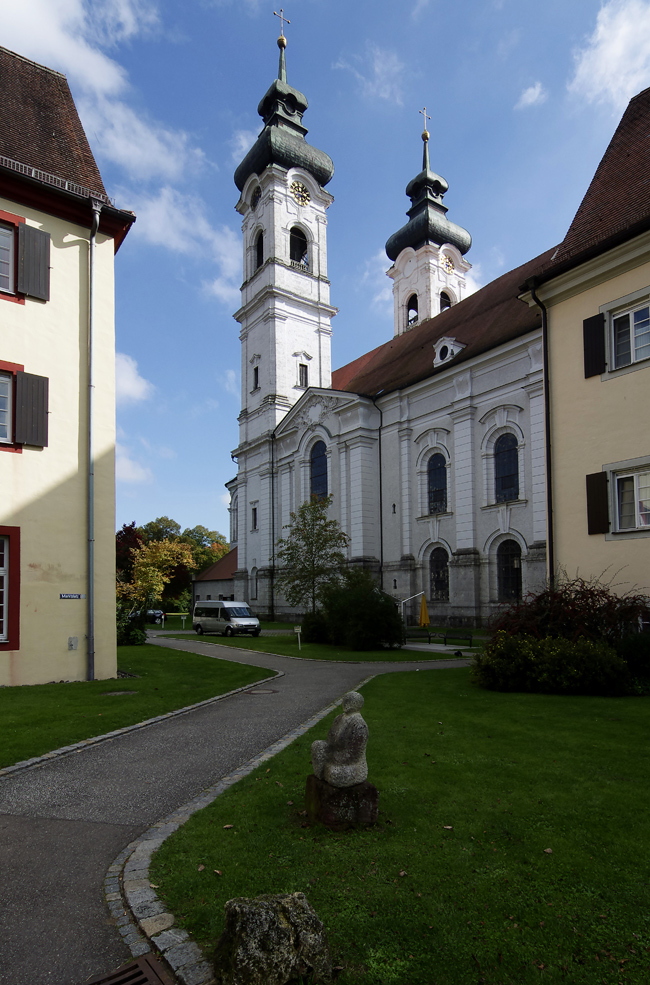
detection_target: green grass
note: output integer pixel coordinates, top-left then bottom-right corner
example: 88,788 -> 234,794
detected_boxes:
0,644 -> 271,769
158,633 -> 471,661
151,668 -> 650,984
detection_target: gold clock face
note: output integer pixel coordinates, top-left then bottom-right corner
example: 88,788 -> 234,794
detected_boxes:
442,255 -> 455,274
290,180 -> 310,206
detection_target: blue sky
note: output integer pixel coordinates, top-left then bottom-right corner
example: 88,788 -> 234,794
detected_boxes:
5,0 -> 650,540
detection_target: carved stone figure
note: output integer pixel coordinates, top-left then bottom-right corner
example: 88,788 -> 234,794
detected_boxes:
311,691 -> 368,788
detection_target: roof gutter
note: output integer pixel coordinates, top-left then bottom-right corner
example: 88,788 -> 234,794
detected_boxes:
526,277 -> 555,589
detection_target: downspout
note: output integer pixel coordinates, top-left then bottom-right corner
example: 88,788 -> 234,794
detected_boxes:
371,396 -> 384,590
87,200 -> 102,681
270,430 -> 276,621
528,278 -> 555,589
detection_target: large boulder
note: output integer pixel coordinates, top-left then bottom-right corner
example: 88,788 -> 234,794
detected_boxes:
213,892 -> 331,985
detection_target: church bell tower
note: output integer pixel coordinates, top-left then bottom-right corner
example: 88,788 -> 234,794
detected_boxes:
228,22 -> 336,610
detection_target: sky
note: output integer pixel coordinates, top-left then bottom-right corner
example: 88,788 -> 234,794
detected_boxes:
4,0 -> 650,540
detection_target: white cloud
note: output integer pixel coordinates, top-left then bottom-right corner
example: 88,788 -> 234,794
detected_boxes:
361,249 -> 393,315
115,352 -> 154,405
497,29 -> 521,59
463,262 -> 484,297
411,0 -> 431,18
568,0 -> 650,111
116,441 -> 153,483
220,369 -> 239,396
514,81 -> 548,110
229,129 -> 258,164
79,96 -> 206,182
334,44 -> 405,104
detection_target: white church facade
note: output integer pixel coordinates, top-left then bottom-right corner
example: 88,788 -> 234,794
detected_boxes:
225,36 -> 547,626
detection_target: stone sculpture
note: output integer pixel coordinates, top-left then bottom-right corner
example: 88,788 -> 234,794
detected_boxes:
311,690 -> 368,787
306,691 -> 378,830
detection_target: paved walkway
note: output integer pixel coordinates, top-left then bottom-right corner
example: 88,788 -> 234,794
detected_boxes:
0,637 -> 470,985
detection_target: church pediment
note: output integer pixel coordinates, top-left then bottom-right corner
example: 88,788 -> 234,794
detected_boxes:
275,388 -> 359,437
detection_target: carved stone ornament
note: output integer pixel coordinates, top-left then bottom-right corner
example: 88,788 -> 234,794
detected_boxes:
291,395 -> 340,434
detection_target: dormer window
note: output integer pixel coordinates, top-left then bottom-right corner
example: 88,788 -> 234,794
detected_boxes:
440,291 -> 452,312
407,294 -> 418,326
290,227 -> 308,269
255,231 -> 264,270
432,336 -> 465,368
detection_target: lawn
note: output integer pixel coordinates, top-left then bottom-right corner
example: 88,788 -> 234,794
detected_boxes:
158,633 -> 474,661
0,644 -> 271,769
151,667 -> 650,985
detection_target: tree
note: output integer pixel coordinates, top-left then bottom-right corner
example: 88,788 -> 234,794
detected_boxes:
116,521 -> 143,583
275,496 -> 349,613
140,516 -> 181,544
181,525 -> 226,548
321,568 -> 403,650
117,539 -> 197,609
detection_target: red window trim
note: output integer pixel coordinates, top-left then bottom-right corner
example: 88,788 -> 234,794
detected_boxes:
0,525 -> 20,650
0,209 -> 26,305
0,359 -> 24,453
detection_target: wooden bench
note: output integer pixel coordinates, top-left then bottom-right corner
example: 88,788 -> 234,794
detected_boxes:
404,629 -> 473,647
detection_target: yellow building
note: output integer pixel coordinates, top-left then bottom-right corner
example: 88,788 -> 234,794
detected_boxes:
0,47 -> 134,685
523,87 -> 650,595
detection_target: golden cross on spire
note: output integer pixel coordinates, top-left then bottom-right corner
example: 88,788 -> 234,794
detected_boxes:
274,8 -> 290,38
419,106 -> 431,139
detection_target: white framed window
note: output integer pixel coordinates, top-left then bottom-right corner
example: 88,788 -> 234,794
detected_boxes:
0,535 -> 7,641
299,363 -> 308,388
251,506 -> 258,530
0,372 -> 12,443
0,224 -> 14,294
615,469 -> 650,530
612,302 -> 650,369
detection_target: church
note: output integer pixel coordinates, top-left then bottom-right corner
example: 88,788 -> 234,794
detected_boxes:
224,33 -> 551,626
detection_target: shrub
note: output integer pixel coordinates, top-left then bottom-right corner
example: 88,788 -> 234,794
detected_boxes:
321,568 -> 403,651
116,605 -> 147,646
489,576 -> 650,645
614,631 -> 650,680
473,632 -> 629,696
301,610 -> 330,644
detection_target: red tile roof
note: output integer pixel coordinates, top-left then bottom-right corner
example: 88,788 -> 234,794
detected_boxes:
543,86 -> 650,273
0,46 -> 107,197
195,548 -> 238,582
333,249 -> 553,397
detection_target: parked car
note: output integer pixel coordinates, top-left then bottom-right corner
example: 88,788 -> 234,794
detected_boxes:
146,609 -> 164,624
193,600 -> 260,637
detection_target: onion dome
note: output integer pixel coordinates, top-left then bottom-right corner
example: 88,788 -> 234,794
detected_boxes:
234,36 -> 334,192
385,128 -> 471,262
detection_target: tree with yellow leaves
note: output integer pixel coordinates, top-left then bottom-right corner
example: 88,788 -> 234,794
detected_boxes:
117,539 -> 197,609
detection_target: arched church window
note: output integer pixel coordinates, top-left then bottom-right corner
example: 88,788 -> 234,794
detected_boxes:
255,231 -> 264,270
407,294 -> 419,326
427,453 -> 447,514
440,291 -> 452,312
430,547 -> 449,601
310,440 -> 327,500
495,433 -> 519,503
497,540 -> 522,601
290,227 -> 308,268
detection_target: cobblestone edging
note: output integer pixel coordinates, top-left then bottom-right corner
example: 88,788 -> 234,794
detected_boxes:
107,676 -> 376,985
0,672 -> 283,779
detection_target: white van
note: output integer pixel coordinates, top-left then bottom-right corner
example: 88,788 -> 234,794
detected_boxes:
192,600 -> 261,637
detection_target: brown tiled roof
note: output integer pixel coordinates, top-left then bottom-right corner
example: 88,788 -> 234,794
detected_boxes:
195,548 -> 237,582
542,86 -> 650,273
0,46 -> 107,196
333,249 -> 553,398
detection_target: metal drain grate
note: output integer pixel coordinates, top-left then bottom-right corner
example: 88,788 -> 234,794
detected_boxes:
82,954 -> 175,985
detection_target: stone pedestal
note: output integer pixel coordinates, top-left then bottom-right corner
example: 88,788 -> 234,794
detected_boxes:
305,774 -> 379,831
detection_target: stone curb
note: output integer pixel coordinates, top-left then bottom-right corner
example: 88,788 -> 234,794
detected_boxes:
107,675 -> 377,985
0,671 -> 283,779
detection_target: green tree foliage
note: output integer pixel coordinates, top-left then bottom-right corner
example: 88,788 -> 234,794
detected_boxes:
275,496 -> 349,613
116,516 -> 228,607
321,567 -> 403,650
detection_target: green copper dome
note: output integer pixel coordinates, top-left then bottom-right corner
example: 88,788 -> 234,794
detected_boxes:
234,42 -> 334,192
385,136 -> 471,262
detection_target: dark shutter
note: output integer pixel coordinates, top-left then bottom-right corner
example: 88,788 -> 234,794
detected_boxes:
17,225 -> 50,301
583,313 -> 606,377
586,471 -> 609,534
15,372 -> 48,447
